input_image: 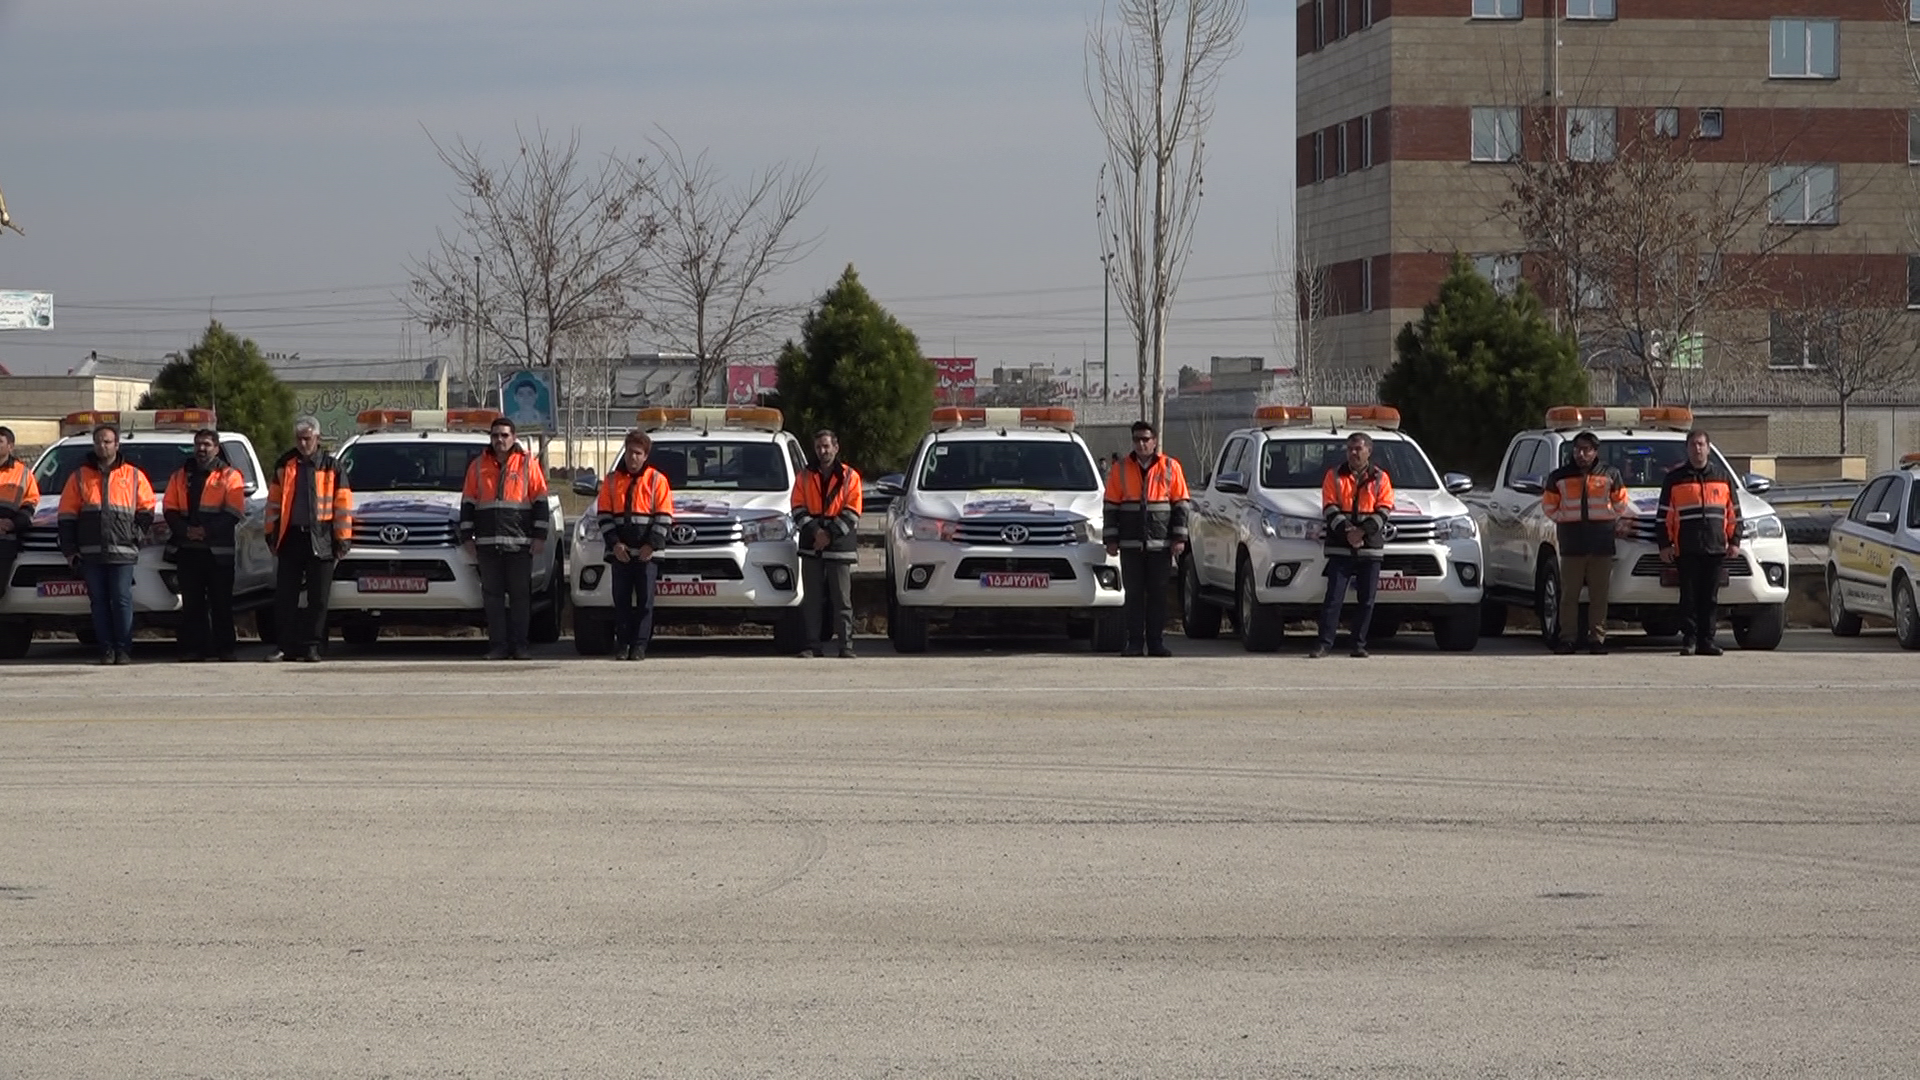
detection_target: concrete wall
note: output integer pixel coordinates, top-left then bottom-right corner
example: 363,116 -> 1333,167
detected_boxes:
0,376 -> 153,415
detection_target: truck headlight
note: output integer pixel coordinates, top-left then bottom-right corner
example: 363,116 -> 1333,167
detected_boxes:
1433,514 -> 1478,541
1260,512 -> 1325,541
742,514 -> 790,543
1741,514 -> 1784,540
574,514 -> 598,544
1068,517 -> 1094,544
901,514 -> 959,542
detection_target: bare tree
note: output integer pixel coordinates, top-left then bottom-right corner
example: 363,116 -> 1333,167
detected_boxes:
407,125 -> 657,414
1088,0 -> 1247,435
0,182 -> 21,236
1774,258 -> 1920,454
639,131 -> 821,406
1275,213 -> 1334,406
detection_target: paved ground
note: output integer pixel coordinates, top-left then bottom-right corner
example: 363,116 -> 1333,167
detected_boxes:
3,631 -> 1918,1078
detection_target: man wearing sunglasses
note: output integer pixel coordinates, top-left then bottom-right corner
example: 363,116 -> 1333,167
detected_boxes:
459,416 -> 550,660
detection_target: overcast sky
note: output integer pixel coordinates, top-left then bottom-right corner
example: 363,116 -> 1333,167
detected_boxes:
0,0 -> 1295,382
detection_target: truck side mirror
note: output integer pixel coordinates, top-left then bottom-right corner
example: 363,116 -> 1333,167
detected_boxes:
571,477 -> 600,497
1512,475 -> 1545,496
1443,472 -> 1474,495
1743,473 -> 1774,495
1214,471 -> 1247,495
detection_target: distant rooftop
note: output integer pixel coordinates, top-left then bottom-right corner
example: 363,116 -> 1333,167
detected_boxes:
45,353 -> 449,383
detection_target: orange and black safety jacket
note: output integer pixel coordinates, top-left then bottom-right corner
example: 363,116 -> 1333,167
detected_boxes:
792,461 -> 864,561
598,464 -> 674,556
163,457 -> 247,560
0,455 -> 40,553
1321,463 -> 1395,558
57,454 -> 156,565
1103,453 -> 1191,552
1657,459 -> 1741,556
460,445 -> 550,552
1542,461 -> 1629,558
266,449 -> 353,556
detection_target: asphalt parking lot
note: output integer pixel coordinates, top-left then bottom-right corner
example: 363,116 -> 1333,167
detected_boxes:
3,630 -> 1917,1078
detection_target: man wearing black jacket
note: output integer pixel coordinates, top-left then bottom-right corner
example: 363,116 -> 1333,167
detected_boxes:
1657,429 -> 1742,657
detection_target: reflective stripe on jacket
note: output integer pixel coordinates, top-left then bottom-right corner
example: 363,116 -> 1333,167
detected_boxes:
1102,453 -> 1190,551
0,457 -> 40,543
1543,462 -> 1629,558
792,461 -> 864,561
1658,461 -> 1740,556
265,449 -> 353,551
460,446 -> 550,550
163,460 -> 246,558
57,455 -> 156,564
1321,463 -> 1394,558
598,465 -> 674,556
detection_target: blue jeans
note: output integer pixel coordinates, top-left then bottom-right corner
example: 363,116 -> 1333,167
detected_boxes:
1316,556 -> 1381,649
81,561 -> 136,654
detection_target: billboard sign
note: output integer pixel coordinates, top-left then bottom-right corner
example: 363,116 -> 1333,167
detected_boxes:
499,369 -> 558,433
929,356 -> 977,405
725,364 -> 778,405
0,291 -> 52,330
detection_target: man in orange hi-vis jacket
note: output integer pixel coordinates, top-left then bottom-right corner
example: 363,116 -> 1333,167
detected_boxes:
163,428 -> 247,662
58,422 -> 156,664
460,416 -> 550,661
1658,428 -> 1742,657
1103,420 -> 1190,657
1311,431 -> 1394,659
792,429 -> 863,658
264,416 -> 353,663
0,425 -> 40,603
598,429 -> 674,661
1542,430 -> 1632,654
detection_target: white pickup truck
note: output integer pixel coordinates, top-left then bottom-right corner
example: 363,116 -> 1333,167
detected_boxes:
329,409 -> 567,646
1180,405 -> 1486,651
0,408 -> 275,658
568,407 -> 809,654
1477,406 -> 1791,650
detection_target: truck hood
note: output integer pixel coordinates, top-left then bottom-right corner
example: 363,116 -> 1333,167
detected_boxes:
351,491 -> 464,522
669,490 -> 792,520
905,489 -> 1104,523
32,495 -> 58,527
1258,488 -> 1471,520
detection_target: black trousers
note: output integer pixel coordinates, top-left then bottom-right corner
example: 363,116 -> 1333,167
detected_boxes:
175,549 -> 236,658
1318,555 -> 1382,648
1675,552 -> 1724,647
274,531 -> 335,653
477,548 -> 533,652
609,557 -> 657,648
801,556 -> 855,651
0,541 -> 16,600
1120,548 -> 1172,649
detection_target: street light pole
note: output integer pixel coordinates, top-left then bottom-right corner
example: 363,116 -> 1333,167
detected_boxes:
1096,172 -> 1111,403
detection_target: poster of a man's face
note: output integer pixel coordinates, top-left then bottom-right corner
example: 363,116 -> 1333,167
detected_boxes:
500,371 -> 555,432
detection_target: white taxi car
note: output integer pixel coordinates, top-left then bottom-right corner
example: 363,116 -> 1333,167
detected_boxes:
569,407 -> 808,654
1826,453 -> 1920,648
1181,405 -> 1484,651
0,408 -> 275,658
1479,406 -> 1791,650
885,407 -> 1124,652
330,409 -> 567,645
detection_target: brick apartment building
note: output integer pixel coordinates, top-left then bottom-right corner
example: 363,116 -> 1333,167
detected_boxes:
1295,0 -> 1920,393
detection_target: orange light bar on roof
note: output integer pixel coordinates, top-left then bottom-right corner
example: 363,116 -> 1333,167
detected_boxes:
355,408 -> 500,432
59,410 -> 123,437
1252,404 -> 1401,430
930,406 -> 1076,431
636,406 -> 785,432
151,408 -> 217,431
444,409 -> 504,431
1901,451 -> 1920,468
1544,405 -> 1693,430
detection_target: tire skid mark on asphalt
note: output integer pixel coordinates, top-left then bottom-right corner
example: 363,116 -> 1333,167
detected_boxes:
1473,820 -> 1920,885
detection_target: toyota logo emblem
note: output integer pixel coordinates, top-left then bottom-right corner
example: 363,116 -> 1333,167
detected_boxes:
378,524 -> 409,545
1000,524 -> 1030,545
668,524 -> 698,546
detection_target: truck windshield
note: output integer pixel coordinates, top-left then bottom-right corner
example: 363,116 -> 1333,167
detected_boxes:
1259,439 -> 1439,490
339,443 -> 483,493
649,441 -> 788,492
32,442 -> 194,495
918,440 -> 1099,492
1576,440 -> 1739,488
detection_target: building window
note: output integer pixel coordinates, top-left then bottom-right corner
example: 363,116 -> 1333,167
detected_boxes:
1910,111 -> 1920,165
1770,310 -> 1836,369
1912,0 -> 1920,23
1360,257 -> 1374,313
1335,125 -> 1349,177
1908,256 -> 1920,309
1359,114 -> 1374,169
1771,18 -> 1839,79
1336,0 -> 1349,39
1566,108 -> 1616,162
1313,0 -> 1325,50
1360,0 -> 1374,30
1471,107 -> 1521,162
1698,108 -> 1724,140
1573,266 -> 1611,310
1474,254 -> 1522,296
1566,0 -> 1615,19
1313,130 -> 1325,183
1770,165 -> 1838,225
1473,0 -> 1521,19
1654,108 -> 1679,138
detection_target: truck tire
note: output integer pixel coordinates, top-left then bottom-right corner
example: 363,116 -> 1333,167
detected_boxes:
341,620 -> 380,646
1479,600 -> 1508,637
1896,575 -> 1920,651
1534,558 -> 1562,644
1236,556 -> 1285,653
573,607 -> 614,655
1091,610 -> 1126,653
773,607 -> 809,653
0,620 -> 31,660
1433,606 -> 1481,652
1180,556 -> 1221,639
529,569 -> 564,645
893,604 -> 930,654
1731,604 -> 1785,651
1827,568 -> 1862,637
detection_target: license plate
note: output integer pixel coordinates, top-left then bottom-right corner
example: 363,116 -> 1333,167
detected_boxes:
357,576 -> 429,594
981,572 -> 1051,588
1377,574 -> 1419,592
36,580 -> 88,598
657,580 -> 718,597
1659,567 -> 1732,588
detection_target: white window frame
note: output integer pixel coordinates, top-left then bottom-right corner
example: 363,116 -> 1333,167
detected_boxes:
1566,107 -> 1616,163
1909,111 -> 1920,165
1360,257 -> 1374,313
1335,124 -> 1349,177
1565,0 -> 1615,20
1359,113 -> 1374,169
1313,0 -> 1325,50
1908,255 -> 1920,309
1770,310 -> 1836,370
1313,130 -> 1325,183
1573,265 -> 1611,310
1770,18 -> 1839,80
1698,108 -> 1724,140
1472,0 -> 1521,19
1474,253 -> 1522,296
1769,165 -> 1839,226
1911,0 -> 1919,23
1654,108 -> 1679,139
1336,0 -> 1349,39
1471,106 -> 1521,163
1360,0 -> 1374,30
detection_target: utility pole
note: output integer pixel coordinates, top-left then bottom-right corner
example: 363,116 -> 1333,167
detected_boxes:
1096,172 -> 1112,402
